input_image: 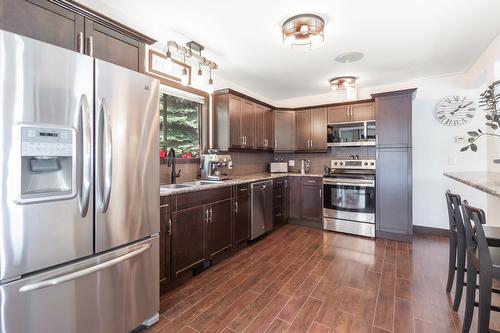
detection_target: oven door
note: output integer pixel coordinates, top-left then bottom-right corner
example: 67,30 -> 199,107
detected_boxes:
323,178 -> 375,223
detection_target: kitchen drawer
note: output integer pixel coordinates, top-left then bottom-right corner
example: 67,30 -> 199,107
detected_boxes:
160,196 -> 170,216
301,176 -> 322,186
273,177 -> 287,187
175,187 -> 231,211
236,183 -> 250,197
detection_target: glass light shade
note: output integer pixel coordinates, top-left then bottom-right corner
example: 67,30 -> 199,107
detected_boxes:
282,14 -> 325,51
207,78 -> 214,94
181,68 -> 189,85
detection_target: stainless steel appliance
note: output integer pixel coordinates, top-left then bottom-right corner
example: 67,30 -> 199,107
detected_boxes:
250,180 -> 273,240
201,153 -> 233,181
269,162 -> 288,173
327,121 -> 376,147
323,159 -> 376,237
0,31 -> 160,333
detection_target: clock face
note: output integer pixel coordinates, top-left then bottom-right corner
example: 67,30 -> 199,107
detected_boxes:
435,95 -> 476,126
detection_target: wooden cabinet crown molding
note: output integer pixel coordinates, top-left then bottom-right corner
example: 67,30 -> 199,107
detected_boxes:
48,0 -> 156,44
370,88 -> 417,99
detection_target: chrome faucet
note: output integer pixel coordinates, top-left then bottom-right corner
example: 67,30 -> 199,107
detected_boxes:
166,148 -> 181,184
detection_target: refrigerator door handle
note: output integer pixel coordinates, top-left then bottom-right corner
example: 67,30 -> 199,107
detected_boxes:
97,99 -> 113,213
19,243 -> 151,293
77,94 -> 92,217
103,101 -> 113,212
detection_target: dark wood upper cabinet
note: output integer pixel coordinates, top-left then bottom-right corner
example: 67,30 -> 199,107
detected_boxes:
213,90 -> 274,151
2,0 -> 155,72
327,105 -> 350,123
229,95 -> 243,148
84,18 -> 145,72
274,110 -> 295,152
327,102 -> 374,123
351,102 -> 375,121
374,91 -> 414,148
295,108 -> 326,151
206,199 -> 233,262
254,104 -> 265,149
295,110 -> 311,150
2,0 -> 84,51
242,100 -> 255,148
263,108 -> 274,150
310,108 -> 327,149
171,206 -> 206,278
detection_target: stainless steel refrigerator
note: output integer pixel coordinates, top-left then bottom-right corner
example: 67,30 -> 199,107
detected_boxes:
0,30 -> 160,333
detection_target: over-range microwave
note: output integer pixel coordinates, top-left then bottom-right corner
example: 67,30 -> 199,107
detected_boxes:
327,121 -> 376,147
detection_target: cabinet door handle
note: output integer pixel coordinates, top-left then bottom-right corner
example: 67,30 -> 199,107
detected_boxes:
209,208 -> 213,222
319,189 -> 322,197
284,180 -> 287,188
205,209 -> 209,223
234,201 -> 238,213
168,218 -> 172,235
87,36 -> 94,57
77,32 -> 84,54
307,180 -> 316,183
239,188 -> 248,192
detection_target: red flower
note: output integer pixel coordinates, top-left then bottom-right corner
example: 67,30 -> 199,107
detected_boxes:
159,149 -> 166,159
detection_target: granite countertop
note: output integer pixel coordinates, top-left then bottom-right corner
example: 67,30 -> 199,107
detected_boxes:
444,172 -> 500,198
160,172 -> 323,196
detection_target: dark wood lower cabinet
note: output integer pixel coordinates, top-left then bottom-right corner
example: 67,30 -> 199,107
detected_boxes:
171,206 -> 206,279
234,185 -> 250,247
206,199 -> 233,261
287,177 -> 301,219
300,177 -> 323,221
273,178 -> 288,228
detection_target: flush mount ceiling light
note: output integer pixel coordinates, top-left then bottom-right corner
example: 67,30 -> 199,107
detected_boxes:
334,52 -> 364,64
329,76 -> 357,93
282,14 -> 325,51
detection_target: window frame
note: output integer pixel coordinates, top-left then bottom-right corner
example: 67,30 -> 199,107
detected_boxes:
149,74 -> 209,164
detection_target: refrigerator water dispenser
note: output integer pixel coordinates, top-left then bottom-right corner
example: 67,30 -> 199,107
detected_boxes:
19,125 -> 75,203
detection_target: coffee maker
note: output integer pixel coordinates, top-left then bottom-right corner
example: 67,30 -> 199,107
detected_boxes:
201,153 -> 233,181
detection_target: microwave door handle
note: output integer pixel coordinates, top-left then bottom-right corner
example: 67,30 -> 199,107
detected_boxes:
102,100 -> 113,213
19,243 -> 151,293
77,94 -> 92,217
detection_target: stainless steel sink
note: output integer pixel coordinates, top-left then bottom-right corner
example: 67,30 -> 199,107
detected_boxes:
184,180 -> 224,186
160,184 -> 193,190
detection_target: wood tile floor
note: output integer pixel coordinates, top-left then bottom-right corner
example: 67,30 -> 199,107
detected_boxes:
140,224 -> 500,333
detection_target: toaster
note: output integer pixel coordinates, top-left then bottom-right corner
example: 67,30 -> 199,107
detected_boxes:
269,162 -> 288,173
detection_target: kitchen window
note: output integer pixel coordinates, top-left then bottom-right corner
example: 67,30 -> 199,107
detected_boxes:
159,87 -> 203,159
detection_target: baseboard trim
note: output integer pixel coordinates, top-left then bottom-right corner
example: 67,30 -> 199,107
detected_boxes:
413,225 -> 449,237
375,230 -> 412,242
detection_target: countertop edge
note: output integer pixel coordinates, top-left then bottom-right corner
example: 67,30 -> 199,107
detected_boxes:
160,173 -> 323,196
444,172 -> 500,199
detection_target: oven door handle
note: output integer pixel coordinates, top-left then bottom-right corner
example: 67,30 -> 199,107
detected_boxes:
323,180 -> 375,187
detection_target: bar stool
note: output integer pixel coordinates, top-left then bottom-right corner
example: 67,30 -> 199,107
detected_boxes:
445,190 -> 467,311
461,201 -> 500,333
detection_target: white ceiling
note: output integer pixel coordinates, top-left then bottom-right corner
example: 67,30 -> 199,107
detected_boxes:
78,0 -> 500,102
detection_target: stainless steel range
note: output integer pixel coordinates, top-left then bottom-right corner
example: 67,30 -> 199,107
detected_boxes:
323,159 -> 376,238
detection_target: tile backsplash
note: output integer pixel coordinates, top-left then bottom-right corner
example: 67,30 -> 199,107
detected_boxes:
160,151 -> 273,184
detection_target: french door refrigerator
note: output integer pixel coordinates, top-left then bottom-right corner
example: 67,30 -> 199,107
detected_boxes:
0,30 -> 160,333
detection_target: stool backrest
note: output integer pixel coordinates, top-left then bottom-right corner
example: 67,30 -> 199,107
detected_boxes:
462,200 -> 491,268
445,190 -> 465,241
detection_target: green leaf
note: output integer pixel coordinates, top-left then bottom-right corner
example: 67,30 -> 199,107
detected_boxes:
461,146 -> 469,152
471,144 -> 478,152
486,115 -> 493,120
467,131 -> 479,137
468,137 -> 475,143
478,129 -> 483,134
492,124 -> 499,130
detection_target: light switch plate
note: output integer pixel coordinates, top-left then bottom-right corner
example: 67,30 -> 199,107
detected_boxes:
288,160 -> 295,167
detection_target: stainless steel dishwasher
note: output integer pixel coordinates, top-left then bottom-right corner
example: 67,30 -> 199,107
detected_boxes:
250,180 -> 273,240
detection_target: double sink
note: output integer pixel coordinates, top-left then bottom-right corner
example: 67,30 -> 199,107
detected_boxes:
160,180 -> 224,191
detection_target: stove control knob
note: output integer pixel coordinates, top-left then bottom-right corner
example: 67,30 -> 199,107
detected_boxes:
370,162 -> 375,166
333,162 -> 338,166
364,162 -> 368,166
339,162 -> 343,166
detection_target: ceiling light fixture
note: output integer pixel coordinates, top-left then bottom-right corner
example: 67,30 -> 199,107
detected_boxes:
181,55 -> 189,86
282,14 -> 325,51
329,76 -> 357,93
207,68 -> 214,94
166,40 -> 218,93
196,64 -> 203,85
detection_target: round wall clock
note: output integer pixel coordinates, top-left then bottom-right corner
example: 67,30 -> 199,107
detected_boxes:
435,95 -> 476,126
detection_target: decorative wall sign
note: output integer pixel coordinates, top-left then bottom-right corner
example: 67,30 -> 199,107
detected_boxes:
148,49 -> 191,85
